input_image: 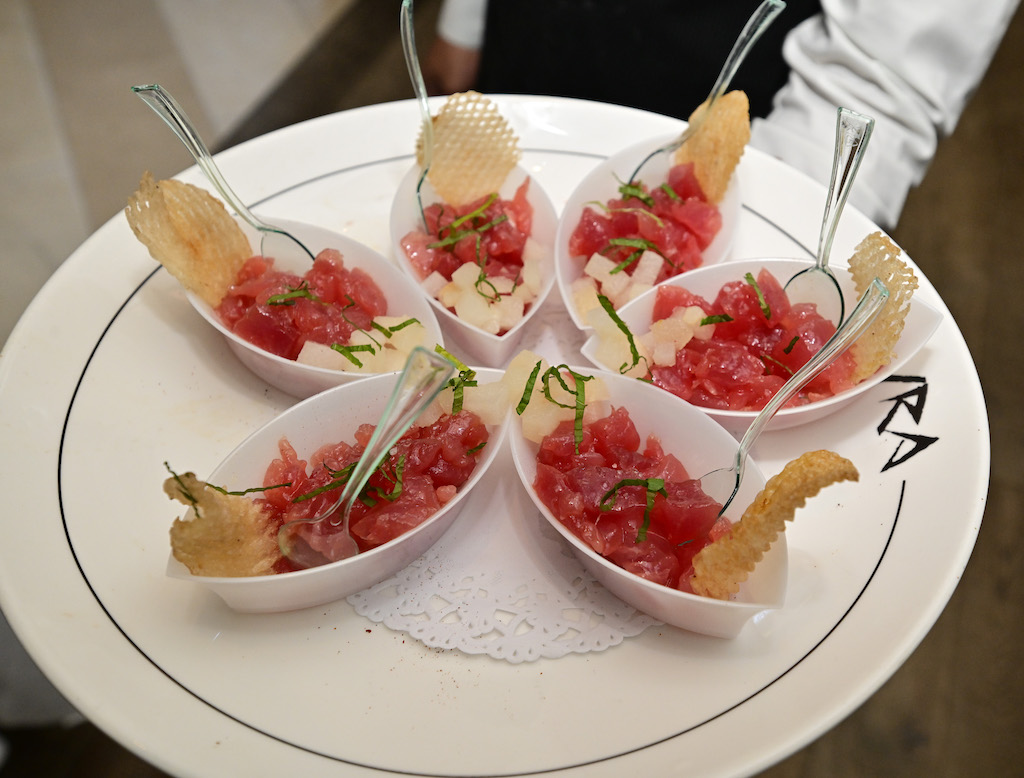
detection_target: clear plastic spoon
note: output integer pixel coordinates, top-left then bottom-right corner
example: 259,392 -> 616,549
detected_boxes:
400,0 -> 434,229
277,347 -> 455,569
628,0 -> 786,183
131,83 -> 315,262
699,277 -> 889,517
785,107 -> 875,324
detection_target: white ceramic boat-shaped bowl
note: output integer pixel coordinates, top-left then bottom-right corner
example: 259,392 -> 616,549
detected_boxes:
389,164 -> 558,368
187,218 -> 445,399
555,131 -> 742,332
508,368 -> 782,639
166,367 -> 507,613
580,257 -> 943,435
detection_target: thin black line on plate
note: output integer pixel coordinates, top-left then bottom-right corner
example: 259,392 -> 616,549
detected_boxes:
55,149 -> 875,777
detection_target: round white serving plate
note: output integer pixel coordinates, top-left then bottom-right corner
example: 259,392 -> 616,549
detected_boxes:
0,96 -> 987,777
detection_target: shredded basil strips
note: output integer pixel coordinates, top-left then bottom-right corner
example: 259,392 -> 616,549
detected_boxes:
434,345 -> 478,414
700,313 -> 733,326
515,361 -> 592,453
616,180 -> 654,208
596,294 -> 648,376
427,193 -> 510,301
291,455 -> 407,508
163,462 -> 292,520
266,281 -> 320,306
329,316 -> 421,367
744,272 -> 771,318
603,237 -> 675,274
599,477 -> 668,543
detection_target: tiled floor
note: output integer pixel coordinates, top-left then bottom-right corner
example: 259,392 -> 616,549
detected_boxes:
2,1 -> 1023,776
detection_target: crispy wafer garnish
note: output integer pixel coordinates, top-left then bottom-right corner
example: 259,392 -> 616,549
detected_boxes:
165,471 -> 280,577
846,231 -> 919,382
673,90 -> 750,204
125,172 -> 252,307
417,91 -> 520,207
690,450 -> 858,600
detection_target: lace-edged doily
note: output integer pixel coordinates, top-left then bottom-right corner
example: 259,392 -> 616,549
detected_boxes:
348,444 -> 660,663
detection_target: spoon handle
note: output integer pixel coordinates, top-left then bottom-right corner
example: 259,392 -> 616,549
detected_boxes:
401,0 -> 433,167
817,108 -> 875,270
631,0 -> 785,180
321,347 -> 453,529
709,0 -> 787,104
132,84 -> 268,233
721,277 -> 889,513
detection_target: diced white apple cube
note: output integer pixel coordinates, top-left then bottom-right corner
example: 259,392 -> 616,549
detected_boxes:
684,305 -> 716,340
296,340 -> 350,370
494,295 -> 525,332
584,253 -> 617,283
631,251 -> 663,286
451,261 -> 482,288
571,277 -> 600,321
455,289 -> 501,333
462,380 -> 510,426
438,281 -> 462,308
422,271 -> 447,298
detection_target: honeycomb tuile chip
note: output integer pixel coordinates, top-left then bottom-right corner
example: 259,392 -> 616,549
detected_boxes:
847,232 -> 919,381
417,91 -> 520,207
673,90 -> 750,204
125,172 -> 252,307
690,450 -> 858,600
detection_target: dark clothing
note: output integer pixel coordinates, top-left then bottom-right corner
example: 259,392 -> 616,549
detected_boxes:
476,0 -> 820,120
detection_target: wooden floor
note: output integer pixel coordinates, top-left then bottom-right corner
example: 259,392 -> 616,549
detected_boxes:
2,0 -> 1022,775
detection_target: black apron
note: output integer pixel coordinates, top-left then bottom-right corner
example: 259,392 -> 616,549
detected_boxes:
476,0 -> 820,119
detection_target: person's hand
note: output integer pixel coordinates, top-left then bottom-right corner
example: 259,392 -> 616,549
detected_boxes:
423,38 -> 481,95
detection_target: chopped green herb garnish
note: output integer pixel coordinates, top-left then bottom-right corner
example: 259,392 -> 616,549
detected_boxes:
330,342 -> 376,368
451,192 -> 498,229
434,345 -> 477,413
783,335 -> 800,354
599,477 -> 667,543
659,182 -> 682,202
386,317 -> 420,332
603,237 -> 675,273
700,313 -> 734,326
541,365 -> 592,453
266,281 -> 321,306
209,482 -> 292,497
744,272 -> 771,318
369,454 -> 406,503
761,353 -> 794,376
617,181 -> 654,207
597,294 -> 647,375
466,441 -> 487,455
164,462 -> 201,517
515,359 -> 543,415
292,462 -> 357,503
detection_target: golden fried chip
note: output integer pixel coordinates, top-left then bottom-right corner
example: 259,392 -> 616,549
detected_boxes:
690,450 -> 858,600
673,90 -> 750,204
165,471 -> 279,577
418,91 -> 520,207
125,172 -> 252,307
847,232 -> 919,381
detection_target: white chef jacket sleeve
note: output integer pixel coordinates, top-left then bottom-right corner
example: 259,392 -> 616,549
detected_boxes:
750,0 -> 1019,227
436,0 -> 487,49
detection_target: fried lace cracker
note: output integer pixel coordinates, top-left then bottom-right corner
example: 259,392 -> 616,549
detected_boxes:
165,471 -> 279,578
125,172 -> 252,308
847,232 -> 919,382
673,90 -> 750,204
690,450 -> 858,600
417,90 -> 520,207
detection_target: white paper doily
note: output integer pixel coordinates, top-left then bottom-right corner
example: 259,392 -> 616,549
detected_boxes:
348,441 -> 660,663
